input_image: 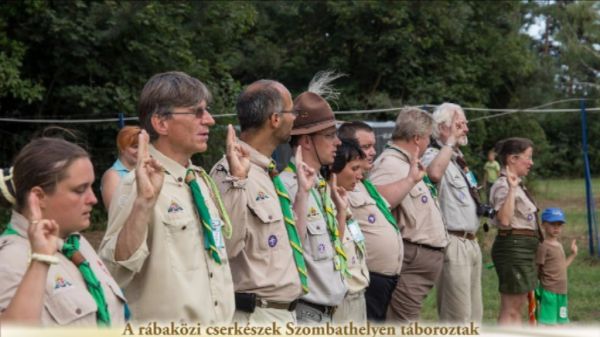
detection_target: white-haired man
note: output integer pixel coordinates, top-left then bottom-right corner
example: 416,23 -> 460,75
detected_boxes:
420,103 -> 482,322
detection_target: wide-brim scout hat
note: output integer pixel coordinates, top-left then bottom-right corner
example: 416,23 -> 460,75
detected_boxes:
291,91 -> 338,136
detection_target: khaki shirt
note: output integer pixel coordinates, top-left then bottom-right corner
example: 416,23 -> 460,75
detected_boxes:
369,144 -> 448,248
0,211 -> 126,326
490,174 -> 538,231
99,145 -> 234,324
348,181 -> 403,276
536,241 -> 567,294
421,147 -> 479,233
279,158 -> 347,306
341,208 -> 369,294
209,142 -> 302,302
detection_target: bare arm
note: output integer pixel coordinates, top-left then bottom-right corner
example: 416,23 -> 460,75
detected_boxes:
426,112 -> 463,183
566,239 -> 578,267
376,146 -> 425,209
495,167 -> 519,227
101,169 -> 120,209
293,147 -> 315,239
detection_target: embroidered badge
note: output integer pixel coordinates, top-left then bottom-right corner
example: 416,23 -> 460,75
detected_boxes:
308,207 -> 320,218
255,191 -> 270,201
458,191 -> 465,200
421,195 -> 428,204
527,214 -> 533,221
268,235 -> 278,248
368,214 -> 376,223
167,200 -> 184,213
54,275 -> 72,289
318,243 -> 326,254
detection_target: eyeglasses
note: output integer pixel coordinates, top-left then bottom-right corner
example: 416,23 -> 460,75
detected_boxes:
167,106 -> 211,119
278,109 -> 299,117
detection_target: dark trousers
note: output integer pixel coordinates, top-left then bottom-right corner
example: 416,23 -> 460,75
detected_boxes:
365,271 -> 398,321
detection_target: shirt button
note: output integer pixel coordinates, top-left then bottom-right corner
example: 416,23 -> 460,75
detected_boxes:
75,308 -> 82,315
177,177 -> 183,182
268,215 -> 273,220
316,226 -> 321,230
182,226 -> 187,230
214,301 -> 218,306
209,272 -> 213,278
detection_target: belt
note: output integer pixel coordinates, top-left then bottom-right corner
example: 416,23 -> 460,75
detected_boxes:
448,230 -> 476,240
403,239 -> 444,252
256,298 -> 298,311
297,299 -> 336,316
498,229 -> 537,237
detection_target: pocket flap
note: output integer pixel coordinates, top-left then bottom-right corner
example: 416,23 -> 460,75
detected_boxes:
247,199 -> 283,224
408,185 -> 426,198
306,220 -> 328,235
45,289 -> 97,325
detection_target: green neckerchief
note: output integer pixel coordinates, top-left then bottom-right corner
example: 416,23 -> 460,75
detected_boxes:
286,162 -> 350,277
185,169 -> 221,264
62,235 -> 111,327
361,179 -> 399,233
267,161 -> 309,294
385,144 -> 438,199
1,223 -> 18,236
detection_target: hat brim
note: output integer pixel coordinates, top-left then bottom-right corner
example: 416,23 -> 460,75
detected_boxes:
542,216 -> 566,223
290,119 -> 339,136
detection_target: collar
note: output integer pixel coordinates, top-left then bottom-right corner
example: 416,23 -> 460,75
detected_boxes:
386,142 -> 412,162
434,139 -> 463,159
148,144 -> 202,181
239,140 -> 272,170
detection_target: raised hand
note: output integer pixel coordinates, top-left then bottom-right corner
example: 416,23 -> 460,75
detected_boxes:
408,146 -> 426,183
136,130 -> 164,205
295,146 -> 316,192
571,239 -> 578,255
26,192 -> 59,255
225,124 -> 250,179
329,173 -> 348,211
505,165 -> 520,188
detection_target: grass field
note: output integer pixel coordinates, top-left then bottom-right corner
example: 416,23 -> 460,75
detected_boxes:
420,178 -> 600,323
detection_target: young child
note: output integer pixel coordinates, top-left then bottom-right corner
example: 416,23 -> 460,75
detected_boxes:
482,150 -> 500,201
535,207 -> 578,325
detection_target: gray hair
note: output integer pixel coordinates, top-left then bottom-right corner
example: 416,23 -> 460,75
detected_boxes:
431,102 -> 464,140
391,107 -> 434,141
236,80 -> 284,132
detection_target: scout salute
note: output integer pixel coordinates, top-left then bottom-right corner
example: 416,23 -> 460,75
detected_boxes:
210,80 -> 311,323
99,71 -> 235,323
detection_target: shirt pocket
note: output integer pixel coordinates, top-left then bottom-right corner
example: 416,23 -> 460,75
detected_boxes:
163,215 -> 202,272
247,197 -> 285,251
514,196 -> 537,226
45,286 -> 97,325
306,220 -> 333,261
447,173 -> 471,206
405,185 -> 429,227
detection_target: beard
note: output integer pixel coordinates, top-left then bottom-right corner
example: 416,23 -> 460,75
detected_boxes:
458,135 -> 468,146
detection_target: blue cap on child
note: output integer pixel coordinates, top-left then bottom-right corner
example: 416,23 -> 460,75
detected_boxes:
541,207 -> 566,223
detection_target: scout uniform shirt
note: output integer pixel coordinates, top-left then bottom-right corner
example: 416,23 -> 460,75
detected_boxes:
536,241 -> 568,294
209,141 -> 302,302
279,159 -> 347,306
421,147 -> 479,233
0,211 -> 126,326
490,170 -> 538,231
348,181 -> 403,276
99,145 -> 234,324
369,144 -> 448,249
341,208 -> 369,294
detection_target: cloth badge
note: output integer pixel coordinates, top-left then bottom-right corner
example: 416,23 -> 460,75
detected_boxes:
458,191 -> 466,200
268,234 -> 278,248
167,200 -> 184,213
421,195 -> 428,204
307,206 -> 320,219
527,214 -> 533,221
318,243 -> 326,254
368,214 -> 376,224
255,191 -> 270,201
54,275 -> 73,289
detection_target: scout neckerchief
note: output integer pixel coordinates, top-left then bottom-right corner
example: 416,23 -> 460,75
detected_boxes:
385,144 -> 438,199
268,161 -> 309,294
185,168 -> 230,264
2,225 -> 111,326
286,162 -> 350,277
62,235 -> 111,326
361,179 -> 399,233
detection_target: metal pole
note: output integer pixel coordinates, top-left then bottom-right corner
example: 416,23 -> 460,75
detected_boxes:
118,112 -> 125,129
580,99 -> 596,256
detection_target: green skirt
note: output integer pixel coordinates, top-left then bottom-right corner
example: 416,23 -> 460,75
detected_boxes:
491,234 -> 539,294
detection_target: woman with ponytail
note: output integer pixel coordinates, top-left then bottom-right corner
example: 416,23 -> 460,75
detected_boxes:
0,136 -> 126,326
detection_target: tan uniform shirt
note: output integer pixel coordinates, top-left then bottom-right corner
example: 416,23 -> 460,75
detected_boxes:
369,144 -> 448,248
210,142 -> 302,302
0,212 -> 126,326
341,209 -> 369,294
536,241 -> 568,294
490,174 -> 538,231
279,159 -> 347,306
99,145 -> 234,324
348,181 -> 403,276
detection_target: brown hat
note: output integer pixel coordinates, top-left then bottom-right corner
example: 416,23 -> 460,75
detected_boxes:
291,92 -> 337,135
